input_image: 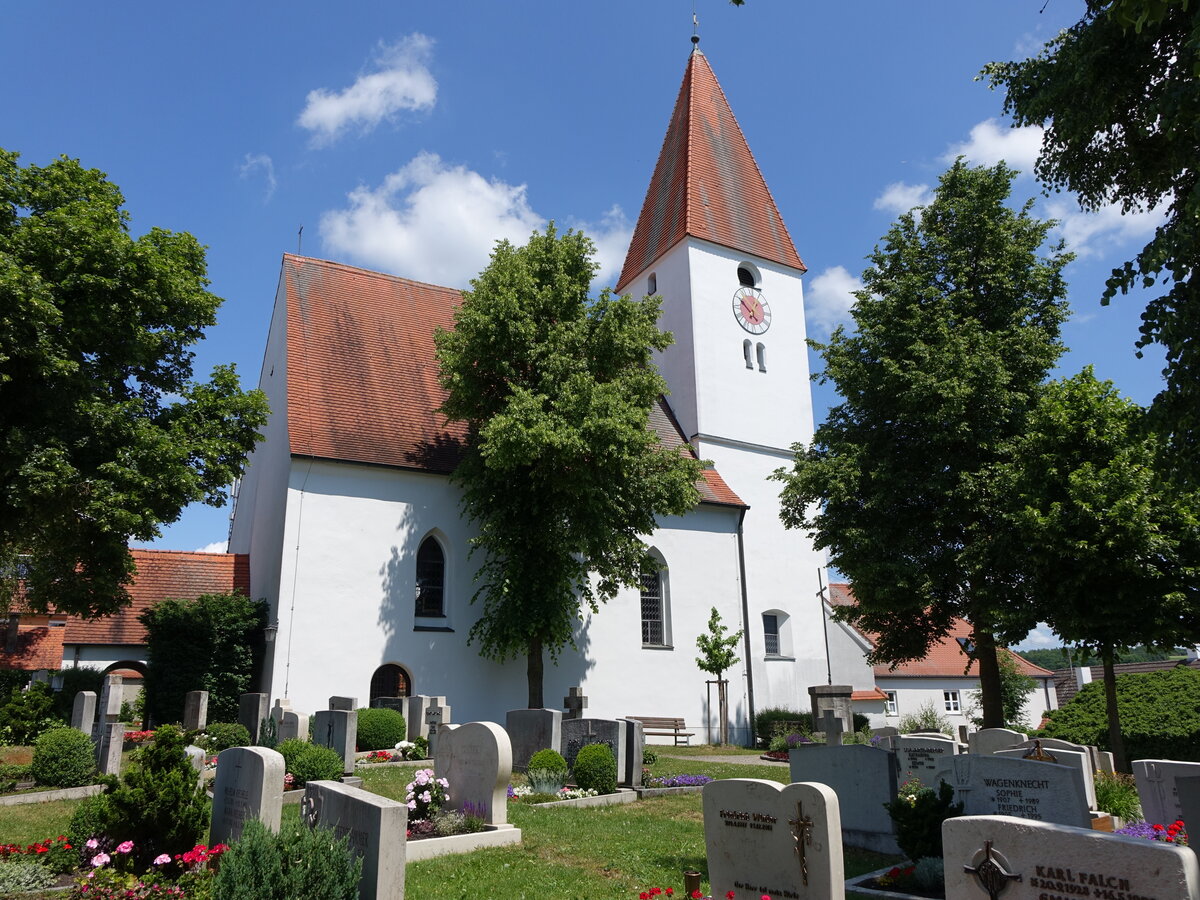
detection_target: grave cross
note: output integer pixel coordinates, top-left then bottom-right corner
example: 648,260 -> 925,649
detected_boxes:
425,705 -> 444,756
788,801 -> 814,886
1021,739 -> 1057,763
963,840 -> 1022,900
563,687 -> 588,720
820,710 -> 844,746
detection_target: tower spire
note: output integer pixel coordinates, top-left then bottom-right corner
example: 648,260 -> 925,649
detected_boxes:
692,3 -> 700,47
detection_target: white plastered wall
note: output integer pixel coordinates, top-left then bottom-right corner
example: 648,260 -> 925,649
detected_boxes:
872,676 -> 1058,732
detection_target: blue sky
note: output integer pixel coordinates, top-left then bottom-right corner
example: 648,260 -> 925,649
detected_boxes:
6,2 -> 1165,650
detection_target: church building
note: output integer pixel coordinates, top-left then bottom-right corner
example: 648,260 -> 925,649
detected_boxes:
227,46 -> 878,743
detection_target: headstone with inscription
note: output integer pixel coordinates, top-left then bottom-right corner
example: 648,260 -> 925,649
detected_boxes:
789,743 -> 899,854
996,745 -> 1097,811
435,721 -> 511,825
209,746 -> 285,845
506,708 -> 562,772
944,815 -> 1200,900
303,780 -> 407,900
329,695 -> 357,711
313,709 -> 357,776
238,692 -> 269,744
424,704 -> 445,758
895,735 -> 958,785
183,691 -> 209,732
370,697 -> 406,712
618,717 -> 645,787
560,717 -> 625,773
949,754 -> 1091,827
1133,758 -> 1200,826
406,695 -> 448,741
71,691 -> 97,733
703,779 -> 844,900
967,727 -> 1027,756
96,722 -> 125,776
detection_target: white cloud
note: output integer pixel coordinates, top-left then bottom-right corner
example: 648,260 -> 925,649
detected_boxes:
298,34 -> 436,145
239,153 -> 276,201
1046,196 -> 1167,259
571,205 -> 632,290
874,181 -> 932,216
194,540 -> 228,554
805,265 -> 863,336
942,118 -> 1044,174
320,152 -> 544,288
1013,623 -> 1059,651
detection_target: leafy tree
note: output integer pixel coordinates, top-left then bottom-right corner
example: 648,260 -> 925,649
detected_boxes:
967,652 -> 1035,730
983,2 -> 1200,480
1016,645 -> 1183,670
141,591 -> 267,725
0,150 -> 269,618
695,607 -> 743,745
774,160 -> 1071,727
1001,368 -> 1200,768
435,224 -> 703,708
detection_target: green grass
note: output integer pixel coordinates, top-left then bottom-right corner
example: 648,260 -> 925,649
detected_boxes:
0,799 -> 79,846
653,744 -> 763,758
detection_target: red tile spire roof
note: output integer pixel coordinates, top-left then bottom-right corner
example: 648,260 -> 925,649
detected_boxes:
616,49 -> 805,293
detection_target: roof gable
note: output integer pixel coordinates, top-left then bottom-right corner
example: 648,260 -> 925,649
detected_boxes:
617,49 -> 805,292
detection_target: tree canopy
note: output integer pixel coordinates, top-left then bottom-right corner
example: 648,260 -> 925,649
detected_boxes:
435,224 -> 703,708
0,150 -> 268,617
983,1 -> 1200,480
774,160 -> 1072,727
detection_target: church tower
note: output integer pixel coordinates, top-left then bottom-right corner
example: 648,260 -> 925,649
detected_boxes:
617,46 -> 860,705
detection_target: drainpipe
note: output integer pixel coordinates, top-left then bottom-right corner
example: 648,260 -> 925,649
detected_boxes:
736,507 -> 755,747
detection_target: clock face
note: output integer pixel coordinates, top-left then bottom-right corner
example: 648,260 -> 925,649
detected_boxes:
733,287 -> 771,334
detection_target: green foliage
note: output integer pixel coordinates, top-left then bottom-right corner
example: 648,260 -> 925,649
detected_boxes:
776,160 -> 1072,727
354,707 -> 406,751
0,859 -> 55,893
695,607 -> 742,679
914,857 -> 945,890
51,666 -> 105,721
884,779 -> 963,862
141,592 -> 267,725
198,722 -> 250,754
276,737 -> 308,773
753,708 -> 812,748
118,688 -> 144,727
214,819 -> 363,900
0,149 -> 269,619
31,726 -> 96,787
68,792 -> 113,849
287,743 -> 344,785
642,746 -> 658,766
969,652 -> 1036,729
528,748 -> 568,774
571,744 -> 617,795
1017,646 -> 1184,670
257,714 -> 276,749
434,223 -> 704,706
1041,666 -> 1200,762
411,735 -> 429,759
0,681 -> 63,745
1094,770 -> 1142,821
0,669 -> 30,700
527,767 -> 567,793
898,701 -> 952,736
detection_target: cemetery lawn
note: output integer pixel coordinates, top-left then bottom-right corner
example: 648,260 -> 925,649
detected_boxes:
651,744 -> 763,757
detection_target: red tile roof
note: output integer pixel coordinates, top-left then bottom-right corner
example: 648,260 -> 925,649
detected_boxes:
852,687 -> 890,702
616,49 -> 805,293
0,621 -> 65,670
282,254 -> 745,508
828,582 -> 1055,679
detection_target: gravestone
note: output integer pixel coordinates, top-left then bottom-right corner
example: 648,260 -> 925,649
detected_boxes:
185,745 -> 206,787
703,779 -> 844,900
238,692 -> 269,744
424,705 -> 445,758
871,726 -> 898,747
303,780 -> 407,900
370,697 -> 406,712
505,708 -> 562,772
209,746 -> 285,845
618,718 -> 645,788
95,674 -> 123,736
329,695 -> 357,711
943,815 -> 1200,900
96,722 -> 125,776
279,710 -> 309,743
406,695 -> 448,740
435,721 -> 511,825
968,727 -> 1027,756
950,754 -> 1091,827
561,717 -> 625,773
563,686 -> 588,720
1133,758 -> 1200,826
313,709 -> 357,776
894,734 -> 958,785
183,691 -> 209,732
789,743 -> 899,854
818,710 -> 845,746
71,691 -> 97,733
1013,736 -> 1108,776
996,745 -> 1097,811
958,724 -> 970,743
808,684 -> 853,736
1177,776 -> 1200,832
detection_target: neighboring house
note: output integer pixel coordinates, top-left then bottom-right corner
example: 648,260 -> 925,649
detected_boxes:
227,46 -> 877,741
828,583 -> 1058,731
1052,657 -> 1200,709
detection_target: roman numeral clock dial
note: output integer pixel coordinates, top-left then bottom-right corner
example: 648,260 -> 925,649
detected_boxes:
733,286 -> 771,334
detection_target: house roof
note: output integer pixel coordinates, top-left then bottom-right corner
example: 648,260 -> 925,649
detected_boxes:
0,621 -> 66,670
616,49 -> 805,293
281,253 -> 745,508
827,582 -> 1055,680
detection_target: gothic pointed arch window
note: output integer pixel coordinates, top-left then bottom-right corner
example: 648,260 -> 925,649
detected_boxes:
640,555 -> 672,648
415,537 -> 446,618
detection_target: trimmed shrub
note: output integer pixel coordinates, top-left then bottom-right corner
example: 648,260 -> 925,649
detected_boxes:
276,737 -> 308,773
288,743 -> 344,784
200,722 -> 251,754
753,708 -> 812,748
354,707 -> 407,751
528,748 -> 568,774
571,744 -> 617,795
31,726 -> 96,787
212,819 -> 361,900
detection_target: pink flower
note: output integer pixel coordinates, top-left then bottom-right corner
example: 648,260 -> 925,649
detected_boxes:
153,854 -> 171,865
86,839 -> 99,849
116,840 -> 134,854
91,852 -> 110,867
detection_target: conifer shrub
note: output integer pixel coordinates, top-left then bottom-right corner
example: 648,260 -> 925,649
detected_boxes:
884,779 -> 963,862
0,682 -> 63,745
30,726 -> 96,787
199,722 -> 251,754
68,792 -> 113,849
354,707 -> 406,751
287,743 -> 344,784
571,744 -> 617,794
212,820 -> 361,900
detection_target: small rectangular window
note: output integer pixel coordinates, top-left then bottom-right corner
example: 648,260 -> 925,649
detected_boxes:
943,690 -> 961,713
885,691 -> 898,716
763,614 -> 780,656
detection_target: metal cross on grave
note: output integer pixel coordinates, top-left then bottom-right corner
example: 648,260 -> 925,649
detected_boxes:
820,709 -> 844,746
788,801 -> 814,886
564,686 -> 588,720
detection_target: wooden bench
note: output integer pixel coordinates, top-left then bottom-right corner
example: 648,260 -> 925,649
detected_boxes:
628,716 -> 693,746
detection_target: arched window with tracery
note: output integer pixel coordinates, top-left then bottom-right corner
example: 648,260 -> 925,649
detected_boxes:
415,537 -> 445,618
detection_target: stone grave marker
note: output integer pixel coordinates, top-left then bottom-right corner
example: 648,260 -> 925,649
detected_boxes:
424,704 -> 445,758
313,709 -> 357,776
818,710 -> 845,747
435,721 -> 512,825
95,674 -> 123,736
957,724 -> 970,743
71,690 -> 96,733
703,779 -> 844,900
279,710 -> 309,743
30,669 -> 50,685
406,695 -> 448,741
1177,775 -> 1200,832
238,692 -> 269,744
183,691 -> 209,732
563,686 -> 588,720
210,746 -> 285,845
895,734 -> 958,785
96,722 -> 125,776
949,754 -> 1091,827
618,717 -> 645,788
967,727 -> 1027,756
185,744 -> 206,787
996,744 -> 1096,811
1133,758 -> 1200,826
943,814 -> 1200,900
370,697 -> 406,712
788,743 -> 899,854
1013,736 -> 1108,775
561,717 -> 625,773
505,708 -> 562,771
872,726 -> 899,739
303,780 -> 407,900
329,695 -> 357,711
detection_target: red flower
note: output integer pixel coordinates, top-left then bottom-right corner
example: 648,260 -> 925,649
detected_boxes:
640,893 -> 649,899
692,892 -> 704,899
727,892 -> 736,899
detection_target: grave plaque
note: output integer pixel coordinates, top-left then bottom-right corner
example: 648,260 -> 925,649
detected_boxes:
895,735 -> 958,785
1133,758 -> 1200,826
950,754 -> 1091,827
183,691 -> 209,732
996,745 -> 1096,811
703,779 -> 844,900
944,815 -> 1200,900
238,692 -> 269,744
560,717 -> 624,772
313,709 -> 357,776
505,708 -> 562,772
968,727 -> 1027,756
71,691 -> 97,733
435,721 -> 512,825
304,780 -> 407,900
209,746 -> 285,845
789,743 -> 899,854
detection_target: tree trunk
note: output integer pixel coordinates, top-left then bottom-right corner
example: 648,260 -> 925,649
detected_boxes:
527,636 -> 543,709
1101,645 -> 1128,772
717,677 -> 729,746
975,630 -> 1005,728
